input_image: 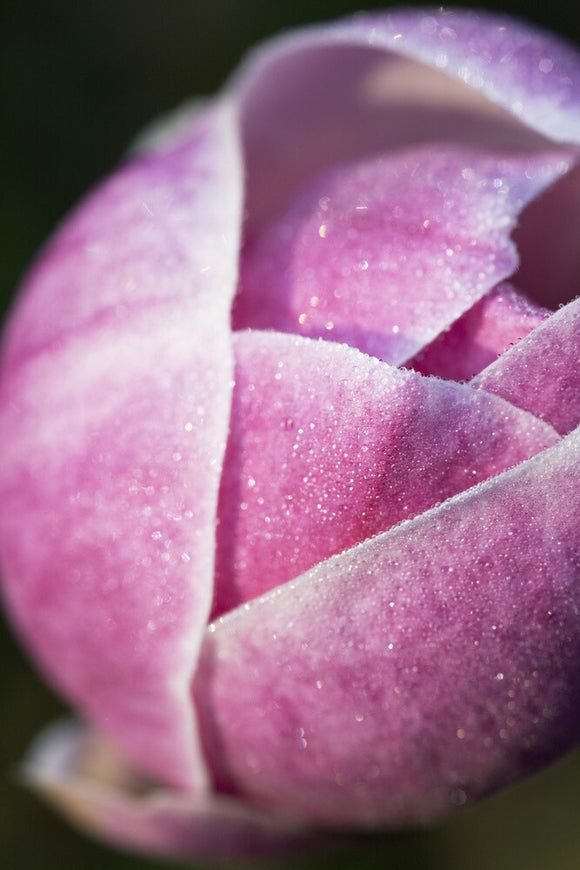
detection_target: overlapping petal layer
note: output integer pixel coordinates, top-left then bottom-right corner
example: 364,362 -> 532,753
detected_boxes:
0,102 -> 243,790
409,283 -> 549,381
237,8 -> 580,228
472,298 -> 580,436
197,430 -> 580,826
0,6 -> 578,862
214,331 -> 559,615
236,146 -> 572,365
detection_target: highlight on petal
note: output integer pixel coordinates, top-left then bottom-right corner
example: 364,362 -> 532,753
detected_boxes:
213,331 -> 559,616
235,145 -> 572,365
373,8 -> 580,145
23,720 -> 317,863
196,430 -> 580,827
471,298 -> 580,435
237,8 -> 580,227
1,6 -> 579,861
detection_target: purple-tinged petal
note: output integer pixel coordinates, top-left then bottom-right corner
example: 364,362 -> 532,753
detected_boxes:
408,283 -> 549,381
0,102 -> 244,791
365,8 -> 580,143
471,298 -> 580,435
2,101 -> 241,369
196,430 -> 580,826
237,9 -> 580,227
235,146 -> 571,365
213,331 -> 558,615
23,721 -> 317,863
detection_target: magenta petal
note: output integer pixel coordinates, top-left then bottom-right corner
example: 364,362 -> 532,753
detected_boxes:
197,430 -> 580,826
23,721 -> 316,862
235,146 -> 571,364
0,103 -> 243,791
0,305 -> 233,790
471,298 -> 580,435
213,332 -> 558,615
408,283 -> 549,381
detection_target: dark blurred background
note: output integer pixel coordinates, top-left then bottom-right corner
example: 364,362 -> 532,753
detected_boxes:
1,1 -> 579,868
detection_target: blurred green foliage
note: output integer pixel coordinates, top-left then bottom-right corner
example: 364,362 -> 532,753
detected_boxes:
1,2 -> 579,868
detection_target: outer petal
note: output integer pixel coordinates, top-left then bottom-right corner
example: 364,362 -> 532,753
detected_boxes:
213,331 -> 558,615
0,101 -> 243,790
373,8 -> 580,144
22,721 -> 317,863
236,8 -> 580,227
196,430 -> 580,826
235,145 -> 570,365
471,298 -> 580,435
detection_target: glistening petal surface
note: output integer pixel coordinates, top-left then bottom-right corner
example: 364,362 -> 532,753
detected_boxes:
471,299 -> 580,435
236,146 -> 570,365
196,431 -> 580,825
213,331 -> 559,615
408,283 -> 549,381
471,298 -> 580,436
237,7 -> 580,227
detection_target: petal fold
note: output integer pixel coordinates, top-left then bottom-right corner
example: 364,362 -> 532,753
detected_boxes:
408,283 -> 549,381
214,332 -> 558,615
197,430 -> 580,826
471,298 -> 580,435
237,8 -> 580,226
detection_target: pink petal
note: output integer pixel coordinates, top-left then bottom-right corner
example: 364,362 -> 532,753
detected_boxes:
213,331 -> 558,615
23,720 -> 317,862
372,9 -> 580,145
237,9 -> 580,228
0,104 -> 243,791
408,283 -> 549,381
196,430 -> 580,826
235,146 -> 571,365
512,162 -> 580,308
471,298 -> 580,435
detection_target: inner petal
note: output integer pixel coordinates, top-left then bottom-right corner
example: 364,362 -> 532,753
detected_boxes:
471,298 -> 580,436
407,282 -> 549,381
212,332 -> 559,617
234,145 -> 572,366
